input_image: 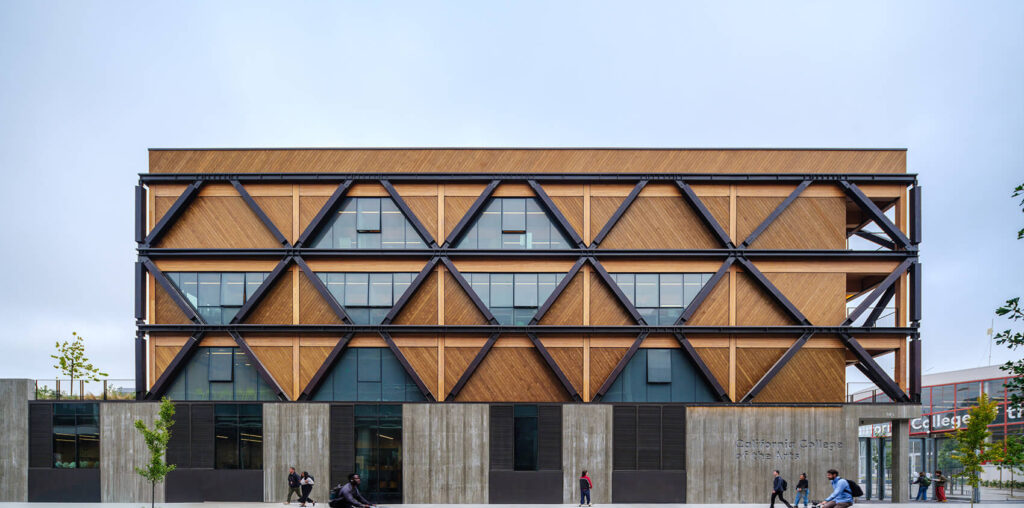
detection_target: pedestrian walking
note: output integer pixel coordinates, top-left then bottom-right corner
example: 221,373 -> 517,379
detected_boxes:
329,473 -> 375,508
913,472 -> 931,501
579,469 -> 593,507
933,471 -> 947,502
794,473 -> 809,508
821,469 -> 853,508
770,470 -> 793,508
285,467 -> 302,505
299,471 -> 316,507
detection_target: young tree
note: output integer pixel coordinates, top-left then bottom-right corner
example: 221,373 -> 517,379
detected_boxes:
951,392 -> 1000,506
995,183 -> 1024,407
50,331 -> 107,398
135,397 -> 176,508
999,435 -> 1024,497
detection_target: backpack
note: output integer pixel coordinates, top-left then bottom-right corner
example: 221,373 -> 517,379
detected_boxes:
920,476 -> 931,487
845,479 -> 864,498
782,478 -> 788,491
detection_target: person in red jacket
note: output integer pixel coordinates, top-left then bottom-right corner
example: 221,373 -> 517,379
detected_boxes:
579,470 -> 593,507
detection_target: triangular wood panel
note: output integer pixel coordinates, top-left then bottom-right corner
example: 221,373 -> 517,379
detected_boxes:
244,270 -> 294,324
443,184 -> 488,241
547,346 -> 584,395
250,345 -> 295,400
600,184 -> 721,249
549,196 -> 584,241
589,346 -> 628,400
734,347 -> 787,400
152,339 -> 187,386
401,196 -> 438,243
737,195 -> 846,249
392,269 -> 439,325
443,270 -> 489,325
589,272 -> 636,326
753,348 -> 845,403
455,342 -> 570,402
735,271 -> 797,326
701,195 -> 731,244
298,195 -> 330,238
154,283 -> 192,324
253,195 -> 294,244
398,345 -> 439,399
694,347 -> 731,399
298,271 -> 344,324
151,185 -> 188,234
538,272 -> 584,325
299,344 -> 333,392
765,272 -> 846,326
444,345 -> 482,398
687,272 -> 731,326
589,195 -> 628,246
156,184 -> 280,249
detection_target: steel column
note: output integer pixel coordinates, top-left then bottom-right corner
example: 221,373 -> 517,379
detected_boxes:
135,332 -> 146,400
909,337 -> 922,403
910,185 -> 922,245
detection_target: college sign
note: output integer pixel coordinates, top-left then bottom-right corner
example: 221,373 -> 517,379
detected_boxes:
859,403 -> 1024,438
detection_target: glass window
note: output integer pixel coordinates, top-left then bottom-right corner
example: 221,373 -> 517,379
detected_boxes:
311,348 -> 426,402
647,349 -> 672,383
357,198 -> 381,232
956,382 -> 982,409
514,405 -> 539,471
490,274 -> 514,307
167,272 -> 269,325
316,272 -> 417,324
514,273 -> 539,307
470,273 -> 490,306
165,348 -> 278,401
214,404 -> 262,469
986,379 -> 1008,403
613,273 -> 713,325
466,273 -> 566,325
52,403 -> 99,468
312,197 -> 425,249
931,385 -> 955,413
354,405 -> 403,504
456,197 -> 570,250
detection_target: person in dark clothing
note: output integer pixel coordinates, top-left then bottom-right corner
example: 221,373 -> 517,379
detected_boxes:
913,471 -> 931,501
794,473 -> 809,508
299,471 -> 316,507
579,469 -> 593,507
330,473 -> 374,508
285,467 -> 302,505
771,470 -> 793,508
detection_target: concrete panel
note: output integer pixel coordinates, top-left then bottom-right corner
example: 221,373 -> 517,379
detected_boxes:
561,404 -> 612,504
101,402 -> 165,502
686,406 -> 855,504
403,403 -> 489,503
263,403 -> 331,503
891,419 -> 911,502
0,379 -> 32,501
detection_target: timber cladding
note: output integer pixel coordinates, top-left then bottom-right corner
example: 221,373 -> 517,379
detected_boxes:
139,148 -> 917,404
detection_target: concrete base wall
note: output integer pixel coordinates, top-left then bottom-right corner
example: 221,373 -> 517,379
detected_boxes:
0,379 -> 33,501
403,403 -> 489,503
562,404 -> 612,504
263,403 -> 331,503
100,402 -> 165,502
686,406 -> 856,504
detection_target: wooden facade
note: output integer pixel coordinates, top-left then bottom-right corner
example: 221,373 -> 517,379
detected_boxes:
138,148 -> 918,404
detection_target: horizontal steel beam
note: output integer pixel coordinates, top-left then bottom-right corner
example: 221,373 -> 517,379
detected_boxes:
141,172 -> 919,184
137,247 -> 919,260
139,324 -> 918,334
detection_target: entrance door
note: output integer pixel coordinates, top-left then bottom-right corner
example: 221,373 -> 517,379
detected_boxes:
354,405 -> 402,503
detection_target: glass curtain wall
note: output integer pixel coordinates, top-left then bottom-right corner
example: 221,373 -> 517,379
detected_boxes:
354,405 -> 402,504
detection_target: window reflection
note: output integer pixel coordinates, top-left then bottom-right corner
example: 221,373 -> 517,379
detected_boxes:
316,272 -> 415,324
456,198 -> 570,250
52,403 -> 99,468
167,272 -> 268,324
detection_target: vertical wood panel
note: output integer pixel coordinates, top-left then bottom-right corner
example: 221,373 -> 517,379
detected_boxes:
245,271 -> 295,324
589,346 -> 628,399
299,196 -> 330,238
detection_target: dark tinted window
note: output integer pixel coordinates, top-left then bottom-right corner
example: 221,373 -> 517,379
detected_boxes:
603,348 -> 717,402
467,272 -> 564,325
514,405 -> 539,471
612,273 -> 713,325
311,347 -> 426,402
354,405 -> 403,503
214,404 -> 262,469
165,348 -> 277,401
167,272 -> 268,324
317,272 -> 417,324
52,403 -> 99,468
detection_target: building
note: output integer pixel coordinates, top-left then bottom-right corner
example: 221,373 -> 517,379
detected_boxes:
2,148 -> 922,503
857,365 -> 1022,499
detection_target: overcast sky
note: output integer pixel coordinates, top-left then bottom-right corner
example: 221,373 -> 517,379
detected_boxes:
0,1 -> 1021,391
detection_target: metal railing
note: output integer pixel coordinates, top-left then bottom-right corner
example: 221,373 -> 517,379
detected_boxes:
34,379 -> 135,400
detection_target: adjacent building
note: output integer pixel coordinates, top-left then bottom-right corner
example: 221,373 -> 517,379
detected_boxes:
3,148 -> 923,503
